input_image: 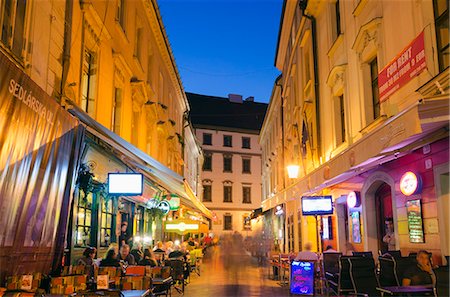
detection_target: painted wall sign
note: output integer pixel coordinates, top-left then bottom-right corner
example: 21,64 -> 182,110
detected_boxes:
406,199 -> 425,243
378,31 -> 426,102
290,261 -> 315,295
400,171 -> 422,196
347,191 -> 361,208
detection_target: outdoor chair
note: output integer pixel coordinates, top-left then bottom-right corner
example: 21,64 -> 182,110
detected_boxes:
327,256 -> 355,296
322,252 -> 342,294
379,250 -> 402,258
165,259 -> 185,294
349,256 -> 380,296
352,251 -> 373,259
378,255 -> 399,286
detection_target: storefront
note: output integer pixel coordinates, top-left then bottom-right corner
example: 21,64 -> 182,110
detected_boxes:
0,51 -> 84,279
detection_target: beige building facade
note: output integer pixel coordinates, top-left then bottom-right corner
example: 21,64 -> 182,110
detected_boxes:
261,0 -> 449,264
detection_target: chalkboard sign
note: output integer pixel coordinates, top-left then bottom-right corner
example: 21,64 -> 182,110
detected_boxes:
406,199 -> 424,243
290,261 -> 315,295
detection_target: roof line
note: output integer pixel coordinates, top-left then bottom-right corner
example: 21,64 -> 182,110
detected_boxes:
274,0 -> 288,67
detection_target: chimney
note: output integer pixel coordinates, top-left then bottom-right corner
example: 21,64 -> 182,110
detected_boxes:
245,96 -> 254,102
228,93 -> 243,103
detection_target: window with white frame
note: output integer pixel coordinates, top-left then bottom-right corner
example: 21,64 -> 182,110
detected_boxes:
223,181 -> 232,203
81,50 -> 97,117
224,214 -> 232,230
242,185 -> 251,204
0,0 -> 28,58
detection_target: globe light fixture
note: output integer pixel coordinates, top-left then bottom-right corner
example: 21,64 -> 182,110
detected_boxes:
287,164 -> 300,179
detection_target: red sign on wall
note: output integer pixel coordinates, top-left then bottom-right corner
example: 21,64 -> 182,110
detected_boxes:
378,31 -> 426,102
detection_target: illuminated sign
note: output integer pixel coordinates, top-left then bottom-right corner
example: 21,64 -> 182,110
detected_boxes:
108,173 -> 143,195
165,222 -> 199,232
157,201 -> 171,215
400,171 -> 422,196
290,261 -> 315,295
347,191 -> 361,208
302,196 -> 333,216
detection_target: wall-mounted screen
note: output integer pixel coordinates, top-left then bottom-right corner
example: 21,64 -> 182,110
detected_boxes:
301,196 -> 333,216
108,173 -> 143,195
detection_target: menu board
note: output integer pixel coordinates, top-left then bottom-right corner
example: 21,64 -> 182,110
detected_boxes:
351,211 -> 362,243
290,261 -> 315,295
406,199 -> 425,243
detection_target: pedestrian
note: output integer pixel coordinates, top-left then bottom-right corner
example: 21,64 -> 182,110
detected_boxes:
295,242 -> 319,261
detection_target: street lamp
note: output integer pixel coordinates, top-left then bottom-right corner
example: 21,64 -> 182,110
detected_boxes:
287,164 -> 300,179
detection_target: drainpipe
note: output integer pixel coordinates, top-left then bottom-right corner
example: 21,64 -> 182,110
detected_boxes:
275,74 -> 285,190
60,0 -> 73,103
300,0 -> 321,154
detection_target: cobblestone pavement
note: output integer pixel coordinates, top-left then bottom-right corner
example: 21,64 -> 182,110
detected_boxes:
179,245 -> 289,297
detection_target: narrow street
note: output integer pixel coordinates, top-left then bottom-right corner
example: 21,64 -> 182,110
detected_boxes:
182,245 -> 288,297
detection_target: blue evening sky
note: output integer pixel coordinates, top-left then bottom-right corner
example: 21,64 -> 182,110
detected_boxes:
158,0 -> 283,103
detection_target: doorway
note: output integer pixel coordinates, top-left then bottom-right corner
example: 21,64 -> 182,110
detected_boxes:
374,183 -> 394,252
435,163 -> 449,265
336,196 -> 349,254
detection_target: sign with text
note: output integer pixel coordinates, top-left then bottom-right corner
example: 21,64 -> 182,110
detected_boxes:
406,199 -> 424,243
290,261 -> 315,295
378,31 -> 426,102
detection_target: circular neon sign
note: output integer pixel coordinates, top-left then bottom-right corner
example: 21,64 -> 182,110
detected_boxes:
400,171 -> 422,196
347,191 -> 361,208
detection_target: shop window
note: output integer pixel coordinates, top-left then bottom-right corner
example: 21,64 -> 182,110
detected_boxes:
243,186 -> 251,204
433,0 -> 449,71
223,154 -> 232,172
223,184 -> 232,203
135,207 -> 144,235
224,214 -> 232,230
75,193 -> 93,247
0,0 -> 27,58
203,184 -> 212,202
223,135 -> 232,147
242,137 -> 251,149
81,50 -> 97,117
143,210 -> 150,234
100,198 -> 114,247
242,158 -> 251,174
116,0 -> 125,30
370,58 -> 380,120
334,95 -> 346,145
112,87 -> 122,133
203,133 -> 212,145
203,153 -> 212,171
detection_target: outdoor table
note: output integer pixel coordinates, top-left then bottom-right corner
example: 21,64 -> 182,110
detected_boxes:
377,285 -> 435,296
121,289 -> 151,297
152,276 -> 172,285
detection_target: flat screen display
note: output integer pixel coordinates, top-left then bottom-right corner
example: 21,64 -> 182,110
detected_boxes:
108,173 -> 143,195
290,261 -> 315,295
301,196 -> 333,216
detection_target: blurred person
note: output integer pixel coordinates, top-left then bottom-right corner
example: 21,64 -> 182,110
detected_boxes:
77,247 -> 97,278
165,241 -> 174,255
345,242 -> 355,256
320,245 -> 338,261
168,245 -> 185,260
295,242 -> 319,261
139,248 -> 157,267
402,250 -> 436,286
131,242 -> 144,263
100,249 -> 120,267
383,218 -> 396,251
153,241 -> 165,253
119,221 -> 132,248
118,244 -> 136,265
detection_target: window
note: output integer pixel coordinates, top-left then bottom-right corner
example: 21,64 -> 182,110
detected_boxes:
0,0 -> 27,58
331,0 -> 341,41
370,58 -> 380,120
134,26 -> 143,63
116,0 -> 125,29
203,133 -> 212,145
100,198 -> 114,247
223,135 -> 232,147
243,186 -> 251,204
203,185 -> 212,202
335,95 -> 346,145
243,216 -> 251,231
242,137 -> 251,149
433,0 -> 449,71
81,50 -> 97,117
112,87 -> 122,133
147,54 -> 153,83
223,155 -> 232,172
203,153 -> 212,171
223,185 -> 232,202
242,158 -> 251,174
75,193 -> 93,247
224,214 -> 232,230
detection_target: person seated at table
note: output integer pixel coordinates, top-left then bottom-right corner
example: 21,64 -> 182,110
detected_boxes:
295,242 -> 318,261
100,249 -> 120,267
319,245 -> 338,260
139,248 -> 158,267
131,242 -> 144,264
153,241 -> 165,253
168,245 -> 185,260
77,247 -> 97,278
165,241 -> 174,255
118,244 -> 136,265
402,250 -> 436,286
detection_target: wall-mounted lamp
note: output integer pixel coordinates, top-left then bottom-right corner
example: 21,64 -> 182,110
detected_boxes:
287,164 -> 300,179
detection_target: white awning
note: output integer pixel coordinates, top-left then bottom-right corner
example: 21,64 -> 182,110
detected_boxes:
66,102 -> 213,219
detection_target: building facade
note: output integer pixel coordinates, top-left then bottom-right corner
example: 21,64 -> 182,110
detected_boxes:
187,92 -> 268,237
261,0 -> 449,265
